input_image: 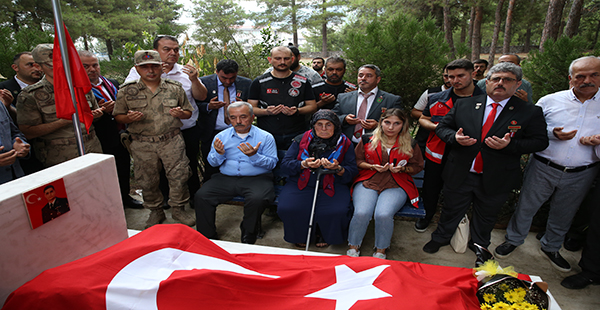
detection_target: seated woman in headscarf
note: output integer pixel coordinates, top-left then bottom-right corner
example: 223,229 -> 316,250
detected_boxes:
347,108 -> 423,259
278,110 -> 358,248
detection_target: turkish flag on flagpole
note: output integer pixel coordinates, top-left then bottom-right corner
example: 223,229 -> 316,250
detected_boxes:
2,225 -> 482,310
52,23 -> 93,133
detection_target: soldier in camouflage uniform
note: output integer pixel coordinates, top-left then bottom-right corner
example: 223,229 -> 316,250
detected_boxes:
16,44 -> 103,168
113,50 -> 195,229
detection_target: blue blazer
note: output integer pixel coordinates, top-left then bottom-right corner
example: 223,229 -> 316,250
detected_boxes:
0,103 -> 27,184
198,74 -> 252,143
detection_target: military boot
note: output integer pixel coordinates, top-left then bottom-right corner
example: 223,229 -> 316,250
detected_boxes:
145,209 -> 166,229
172,206 -> 196,226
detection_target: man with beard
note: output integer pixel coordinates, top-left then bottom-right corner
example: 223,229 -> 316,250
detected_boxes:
264,45 -> 322,86
495,56 -> 600,273
0,52 -> 43,120
311,56 -> 356,110
422,62 -> 548,268
248,46 -> 317,150
194,101 -> 277,244
415,59 -> 484,232
473,59 -> 488,82
311,57 -> 326,79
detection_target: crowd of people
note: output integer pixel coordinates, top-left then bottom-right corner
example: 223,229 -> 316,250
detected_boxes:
1,35 -> 598,291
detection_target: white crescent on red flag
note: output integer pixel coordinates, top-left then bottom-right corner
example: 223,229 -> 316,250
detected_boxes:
2,225 -> 481,310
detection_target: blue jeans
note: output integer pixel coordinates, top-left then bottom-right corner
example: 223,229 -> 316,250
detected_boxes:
348,182 -> 407,249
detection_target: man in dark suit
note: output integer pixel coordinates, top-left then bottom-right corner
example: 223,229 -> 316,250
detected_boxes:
198,59 -> 252,182
0,52 -> 43,119
78,50 -> 142,209
422,62 -> 549,267
332,64 -> 402,144
41,185 -> 70,223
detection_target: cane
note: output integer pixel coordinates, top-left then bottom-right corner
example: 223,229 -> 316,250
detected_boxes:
305,166 -> 338,251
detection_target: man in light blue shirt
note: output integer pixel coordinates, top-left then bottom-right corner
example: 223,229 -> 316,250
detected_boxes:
194,101 -> 278,244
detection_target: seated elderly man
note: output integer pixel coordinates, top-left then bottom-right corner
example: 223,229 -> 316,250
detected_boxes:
195,101 -> 278,244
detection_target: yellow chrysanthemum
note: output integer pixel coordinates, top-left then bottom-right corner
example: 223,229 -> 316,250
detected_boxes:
480,303 -> 493,310
519,302 -> 540,310
513,287 -> 527,299
504,290 -> 525,303
492,302 -> 511,310
483,293 -> 497,303
499,283 -> 510,291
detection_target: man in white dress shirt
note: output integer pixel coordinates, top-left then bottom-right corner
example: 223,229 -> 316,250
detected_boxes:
495,56 -> 600,272
125,35 -> 207,202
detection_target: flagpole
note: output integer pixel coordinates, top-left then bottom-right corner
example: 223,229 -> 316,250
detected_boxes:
51,0 -> 85,156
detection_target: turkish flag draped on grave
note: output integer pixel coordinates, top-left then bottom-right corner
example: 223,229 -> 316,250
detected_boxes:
52,22 -> 93,133
2,225 -> 481,310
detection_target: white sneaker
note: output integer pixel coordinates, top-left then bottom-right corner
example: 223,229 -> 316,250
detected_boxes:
346,248 -> 360,257
373,252 -> 386,259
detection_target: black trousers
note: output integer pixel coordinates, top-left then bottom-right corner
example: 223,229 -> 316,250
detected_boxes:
432,173 -> 509,248
421,157 -> 445,221
580,170 -> 600,280
200,130 -> 221,183
195,173 -> 274,239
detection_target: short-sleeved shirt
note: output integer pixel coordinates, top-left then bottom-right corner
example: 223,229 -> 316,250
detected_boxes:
248,72 -> 315,135
113,78 -> 194,136
16,77 -> 98,141
312,80 -> 356,110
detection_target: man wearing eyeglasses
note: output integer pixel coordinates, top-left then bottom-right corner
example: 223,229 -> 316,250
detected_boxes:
125,35 -> 207,206
15,44 -> 104,168
422,62 -> 549,268
496,56 -> 600,275
477,54 -> 533,104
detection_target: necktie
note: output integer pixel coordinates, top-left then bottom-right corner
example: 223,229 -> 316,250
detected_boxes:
223,86 -> 231,125
354,92 -> 372,139
473,103 -> 499,173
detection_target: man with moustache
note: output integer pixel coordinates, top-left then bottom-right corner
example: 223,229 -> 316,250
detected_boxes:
311,56 -> 356,110
495,56 -> 600,273
333,64 -> 401,145
0,52 -> 43,120
422,62 -> 548,268
478,54 -> 533,104
198,59 -> 252,182
248,46 -> 317,150
415,59 -> 485,232
473,59 -> 488,82
311,57 -> 326,79
125,35 -> 207,204
114,50 -> 196,229
194,101 -> 278,244
264,45 -> 322,86
78,50 -> 142,208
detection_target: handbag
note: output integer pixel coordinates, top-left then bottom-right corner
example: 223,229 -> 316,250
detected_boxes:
450,214 -> 470,253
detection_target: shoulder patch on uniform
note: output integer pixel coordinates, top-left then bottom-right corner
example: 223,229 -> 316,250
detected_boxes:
164,78 -> 182,86
121,79 -> 138,87
259,76 -> 273,83
312,81 -> 325,88
34,89 -> 51,101
292,74 -> 307,82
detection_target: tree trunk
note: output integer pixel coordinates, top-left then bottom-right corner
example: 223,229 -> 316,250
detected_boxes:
321,0 -> 327,57
106,39 -> 113,60
524,27 -> 532,52
503,0 -> 516,54
592,18 -> 600,49
292,0 -> 298,46
488,0 -> 505,67
540,0 -> 567,52
471,5 -> 483,61
444,0 -> 456,59
468,6 -> 475,44
460,18 -> 467,43
11,11 -> 19,32
564,0 -> 584,38
84,35 -> 89,51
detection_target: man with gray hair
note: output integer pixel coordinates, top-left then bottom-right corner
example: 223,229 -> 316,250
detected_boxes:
477,54 -> 534,104
194,101 -> 278,244
332,64 -> 402,144
495,56 -> 600,273
423,62 -> 549,268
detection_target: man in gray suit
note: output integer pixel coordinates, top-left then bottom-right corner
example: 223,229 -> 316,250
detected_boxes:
332,64 -> 402,144
198,59 -> 252,182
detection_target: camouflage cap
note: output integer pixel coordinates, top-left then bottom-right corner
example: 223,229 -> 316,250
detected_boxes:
135,50 -> 162,66
32,44 -> 54,64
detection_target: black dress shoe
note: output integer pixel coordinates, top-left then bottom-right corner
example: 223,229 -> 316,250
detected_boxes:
470,243 -> 495,267
563,237 -> 584,252
495,242 -> 517,258
539,248 -> 571,272
561,273 -> 598,289
423,240 -> 449,254
240,223 -> 257,244
122,196 -> 144,209
414,218 -> 430,233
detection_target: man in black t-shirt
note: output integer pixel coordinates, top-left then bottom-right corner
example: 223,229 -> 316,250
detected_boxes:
248,46 -> 317,150
311,56 -> 357,110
